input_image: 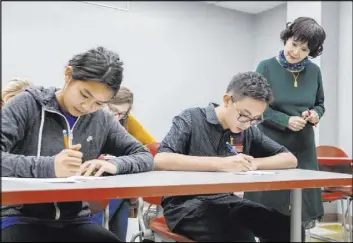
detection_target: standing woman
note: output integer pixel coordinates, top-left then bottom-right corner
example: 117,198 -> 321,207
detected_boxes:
245,17 -> 326,229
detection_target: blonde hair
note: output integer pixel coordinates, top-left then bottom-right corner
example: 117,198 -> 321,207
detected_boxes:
110,86 -> 134,106
109,86 -> 134,128
1,78 -> 32,106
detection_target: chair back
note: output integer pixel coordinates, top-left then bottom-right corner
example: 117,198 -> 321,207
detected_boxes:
146,142 -> 161,157
316,145 -> 351,175
316,145 -> 348,157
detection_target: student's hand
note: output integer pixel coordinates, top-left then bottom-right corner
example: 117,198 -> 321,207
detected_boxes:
78,159 -> 117,177
217,154 -> 256,172
302,110 -> 319,124
288,116 -> 307,132
54,144 -> 83,178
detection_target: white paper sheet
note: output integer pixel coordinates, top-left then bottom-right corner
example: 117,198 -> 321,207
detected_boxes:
233,171 -> 279,175
2,176 -> 105,183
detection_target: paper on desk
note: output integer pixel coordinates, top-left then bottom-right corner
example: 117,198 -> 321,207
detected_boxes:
233,171 -> 279,175
2,176 -> 105,183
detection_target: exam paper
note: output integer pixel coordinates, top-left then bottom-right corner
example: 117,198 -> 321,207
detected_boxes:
2,176 -> 105,183
233,171 -> 279,175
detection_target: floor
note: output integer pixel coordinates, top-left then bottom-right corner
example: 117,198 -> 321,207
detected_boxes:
127,220 -> 350,242
127,218 -> 140,242
307,222 -> 349,242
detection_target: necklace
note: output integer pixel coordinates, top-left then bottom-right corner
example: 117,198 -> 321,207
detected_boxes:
291,72 -> 300,87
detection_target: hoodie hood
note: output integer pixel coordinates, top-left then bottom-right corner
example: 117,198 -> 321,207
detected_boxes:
25,85 -> 60,110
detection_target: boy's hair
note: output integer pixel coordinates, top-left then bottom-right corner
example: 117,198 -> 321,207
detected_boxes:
280,17 -> 326,58
68,46 -> 124,94
1,78 -> 32,106
226,71 -> 273,103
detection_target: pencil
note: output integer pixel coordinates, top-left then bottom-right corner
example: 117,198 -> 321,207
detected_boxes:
63,130 -> 69,149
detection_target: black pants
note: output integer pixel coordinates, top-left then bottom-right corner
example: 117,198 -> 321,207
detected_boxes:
171,195 -> 305,242
1,223 -> 121,242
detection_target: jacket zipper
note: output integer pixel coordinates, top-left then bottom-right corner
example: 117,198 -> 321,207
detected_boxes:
44,109 -> 80,220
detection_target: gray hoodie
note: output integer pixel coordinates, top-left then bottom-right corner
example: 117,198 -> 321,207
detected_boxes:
1,86 -> 154,220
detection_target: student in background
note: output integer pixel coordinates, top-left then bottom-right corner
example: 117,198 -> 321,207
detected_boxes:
154,72 -> 301,242
1,78 -> 32,107
246,17 -> 326,230
93,86 -> 156,241
1,46 -> 154,242
106,86 -> 156,145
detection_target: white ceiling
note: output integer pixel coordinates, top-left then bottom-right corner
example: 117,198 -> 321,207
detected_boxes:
205,1 -> 286,14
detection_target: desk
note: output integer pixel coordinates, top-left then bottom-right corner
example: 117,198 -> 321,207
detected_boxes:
2,169 -> 351,242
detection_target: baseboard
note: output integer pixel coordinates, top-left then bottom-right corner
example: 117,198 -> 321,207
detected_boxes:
338,214 -> 353,224
322,213 -> 353,224
322,213 -> 338,222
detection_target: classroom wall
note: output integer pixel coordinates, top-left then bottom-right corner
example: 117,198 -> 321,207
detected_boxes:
337,1 -> 353,158
337,1 -> 353,218
253,3 -> 287,69
320,2 -> 339,147
2,1 -> 254,141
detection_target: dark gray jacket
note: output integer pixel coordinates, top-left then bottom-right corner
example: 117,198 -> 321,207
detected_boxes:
1,86 -> 154,220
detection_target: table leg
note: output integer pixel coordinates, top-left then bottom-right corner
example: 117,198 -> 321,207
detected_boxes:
290,189 -> 302,242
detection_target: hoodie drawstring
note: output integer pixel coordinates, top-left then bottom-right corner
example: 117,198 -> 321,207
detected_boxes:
37,107 -> 45,158
36,106 -> 61,220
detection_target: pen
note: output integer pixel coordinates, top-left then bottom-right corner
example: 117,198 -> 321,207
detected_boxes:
306,110 -> 317,127
226,142 -> 238,155
63,130 -> 69,149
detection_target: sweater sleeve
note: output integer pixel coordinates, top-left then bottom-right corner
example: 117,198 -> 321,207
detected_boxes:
126,115 -> 156,145
256,60 -> 290,131
312,68 -> 325,119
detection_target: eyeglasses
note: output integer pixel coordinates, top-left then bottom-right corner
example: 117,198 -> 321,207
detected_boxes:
107,105 -> 129,120
230,96 -> 263,126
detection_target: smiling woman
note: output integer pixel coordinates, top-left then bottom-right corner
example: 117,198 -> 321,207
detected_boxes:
246,17 -> 327,230
1,46 -> 154,242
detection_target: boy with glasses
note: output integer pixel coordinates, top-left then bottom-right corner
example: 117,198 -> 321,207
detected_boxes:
154,71 -> 301,242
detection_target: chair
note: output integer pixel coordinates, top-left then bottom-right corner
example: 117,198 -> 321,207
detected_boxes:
306,146 -> 352,242
130,196 -> 194,242
130,143 -> 194,242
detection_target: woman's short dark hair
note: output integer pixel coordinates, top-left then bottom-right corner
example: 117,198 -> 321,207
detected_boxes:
280,17 -> 326,58
68,46 -> 124,94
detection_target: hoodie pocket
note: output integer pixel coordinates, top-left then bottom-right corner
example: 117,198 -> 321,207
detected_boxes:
57,201 -> 83,219
21,203 -> 57,219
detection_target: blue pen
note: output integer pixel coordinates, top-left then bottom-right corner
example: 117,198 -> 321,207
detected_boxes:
226,142 -> 238,155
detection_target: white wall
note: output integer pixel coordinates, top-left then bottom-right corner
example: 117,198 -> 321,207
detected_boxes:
320,2 -> 340,147
2,1 -> 254,141
253,3 -> 287,68
337,1 -> 353,158
337,1 -> 353,218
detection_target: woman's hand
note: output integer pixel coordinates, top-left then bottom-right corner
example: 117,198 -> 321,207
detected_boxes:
288,116 -> 307,132
302,110 -> 319,124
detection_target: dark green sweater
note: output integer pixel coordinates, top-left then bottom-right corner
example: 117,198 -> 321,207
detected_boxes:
256,57 -> 325,131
